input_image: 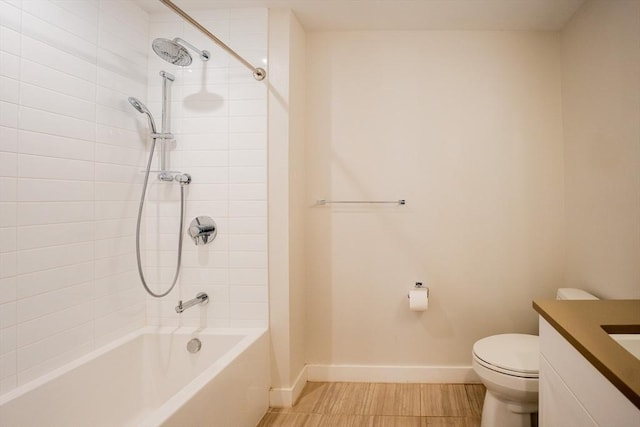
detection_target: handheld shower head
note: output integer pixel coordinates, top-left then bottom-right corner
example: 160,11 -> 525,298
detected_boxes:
152,37 -> 210,66
128,97 -> 157,134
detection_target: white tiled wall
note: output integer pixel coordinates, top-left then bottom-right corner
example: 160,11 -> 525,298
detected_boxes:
0,0 -> 149,394
143,8 -> 268,328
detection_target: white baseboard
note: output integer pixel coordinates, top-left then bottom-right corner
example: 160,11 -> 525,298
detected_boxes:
306,364 -> 480,384
269,365 -> 308,407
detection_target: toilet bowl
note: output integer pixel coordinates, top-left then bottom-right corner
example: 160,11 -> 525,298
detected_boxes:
472,288 -> 598,427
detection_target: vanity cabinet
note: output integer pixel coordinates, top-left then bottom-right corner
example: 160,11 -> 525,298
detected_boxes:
539,318 -> 640,426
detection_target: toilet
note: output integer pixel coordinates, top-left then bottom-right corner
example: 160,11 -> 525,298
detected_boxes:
472,288 -> 598,427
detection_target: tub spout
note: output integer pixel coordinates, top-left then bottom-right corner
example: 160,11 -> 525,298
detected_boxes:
176,292 -> 209,314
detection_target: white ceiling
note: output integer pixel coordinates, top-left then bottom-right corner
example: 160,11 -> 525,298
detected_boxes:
134,0 -> 587,31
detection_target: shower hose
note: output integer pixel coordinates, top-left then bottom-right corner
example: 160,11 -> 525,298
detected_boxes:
135,137 -> 185,298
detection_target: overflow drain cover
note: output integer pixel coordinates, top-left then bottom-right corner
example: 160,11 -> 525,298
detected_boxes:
187,338 -> 202,353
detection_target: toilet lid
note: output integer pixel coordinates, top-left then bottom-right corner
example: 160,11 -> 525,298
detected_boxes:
473,334 -> 539,376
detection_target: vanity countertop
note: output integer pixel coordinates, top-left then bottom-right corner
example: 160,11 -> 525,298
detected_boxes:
533,299 -> 640,409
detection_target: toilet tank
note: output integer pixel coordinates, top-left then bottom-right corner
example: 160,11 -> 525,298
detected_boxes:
556,288 -> 599,300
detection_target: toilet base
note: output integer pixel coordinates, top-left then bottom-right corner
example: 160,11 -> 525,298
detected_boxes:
481,390 -> 538,427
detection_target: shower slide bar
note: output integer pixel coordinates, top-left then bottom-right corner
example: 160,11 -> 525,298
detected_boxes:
158,0 -> 267,81
316,199 -> 406,206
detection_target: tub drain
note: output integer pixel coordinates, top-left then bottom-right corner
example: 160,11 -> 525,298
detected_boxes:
187,338 -> 202,353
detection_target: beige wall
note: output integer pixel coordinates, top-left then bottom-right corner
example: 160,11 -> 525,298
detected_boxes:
268,9 -> 307,393
304,31 -> 565,366
562,0 -> 640,299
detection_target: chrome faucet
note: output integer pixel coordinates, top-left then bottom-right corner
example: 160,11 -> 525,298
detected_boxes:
175,292 -> 209,314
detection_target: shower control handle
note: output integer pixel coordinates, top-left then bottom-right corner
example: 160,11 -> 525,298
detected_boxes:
189,216 -> 217,245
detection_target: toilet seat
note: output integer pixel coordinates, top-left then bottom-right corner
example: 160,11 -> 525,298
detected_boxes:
472,334 -> 539,379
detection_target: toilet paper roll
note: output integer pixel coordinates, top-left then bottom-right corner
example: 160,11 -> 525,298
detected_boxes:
409,289 -> 428,312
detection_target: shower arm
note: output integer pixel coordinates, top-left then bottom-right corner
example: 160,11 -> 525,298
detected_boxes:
158,0 -> 266,81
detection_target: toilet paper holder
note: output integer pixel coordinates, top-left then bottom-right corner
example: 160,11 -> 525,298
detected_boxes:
408,282 -> 429,298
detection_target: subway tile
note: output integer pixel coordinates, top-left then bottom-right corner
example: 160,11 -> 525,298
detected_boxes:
0,326 -> 16,355
0,177 -> 17,201
16,261 -> 93,299
186,183 -> 228,201
0,126 -> 18,152
0,227 -> 16,252
21,58 -> 96,102
96,124 -> 144,148
0,26 -> 20,56
94,162 -> 139,183
0,75 -> 19,103
17,340 -> 92,385
21,35 -> 96,83
16,241 -> 93,275
178,117 -> 229,134
19,82 -> 96,122
0,101 -> 18,128
95,143 -> 144,167
94,182 -> 141,201
228,183 -> 266,200
51,0 -> 99,25
177,133 -> 228,151
18,154 -> 94,181
229,132 -> 265,150
16,302 -> 93,347
99,0 -> 149,37
17,221 -> 94,250
230,285 -> 267,303
94,253 -> 136,278
94,218 -> 135,240
96,104 -> 140,132
229,268 -> 267,286
229,116 -> 266,133
20,12 -> 97,64
97,67 -> 146,97
20,107 -> 95,142
229,201 -> 266,218
0,302 -> 16,329
0,151 -> 17,176
0,51 -> 19,79
0,202 -> 16,227
0,276 -> 16,305
229,83 -> 266,100
94,235 -> 134,259
18,178 -> 93,202
228,234 -> 266,252
229,149 -> 265,167
229,302 -> 267,321
183,166 -> 228,184
0,1 -> 21,31
16,280 -> 93,323
22,0 -> 97,43
17,201 -> 93,225
177,150 -> 228,167
19,130 -> 94,161
0,252 -> 16,278
229,251 -> 267,269
16,321 -> 93,372
0,350 -> 16,379
94,270 -> 137,298
94,201 -> 138,220
229,99 -> 266,117
229,166 -> 266,183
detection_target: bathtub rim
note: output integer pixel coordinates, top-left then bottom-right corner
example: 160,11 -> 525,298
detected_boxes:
0,326 -> 268,409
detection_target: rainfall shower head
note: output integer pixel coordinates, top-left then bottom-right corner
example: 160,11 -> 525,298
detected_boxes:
128,97 -> 157,134
152,37 -> 210,66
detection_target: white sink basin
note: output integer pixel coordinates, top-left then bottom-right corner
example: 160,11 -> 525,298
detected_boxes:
609,334 -> 640,360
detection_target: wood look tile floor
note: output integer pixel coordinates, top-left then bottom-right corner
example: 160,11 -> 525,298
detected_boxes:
258,382 -> 486,427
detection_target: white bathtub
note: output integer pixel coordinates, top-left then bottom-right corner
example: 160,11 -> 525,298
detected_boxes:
0,327 -> 269,427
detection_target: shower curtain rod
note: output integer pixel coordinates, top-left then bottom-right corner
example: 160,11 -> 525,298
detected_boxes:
158,0 -> 267,81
